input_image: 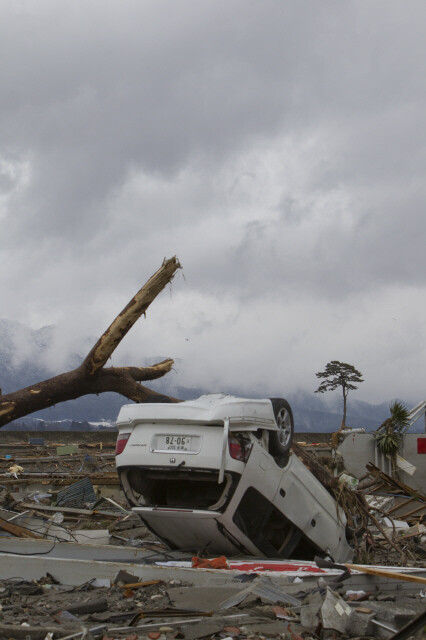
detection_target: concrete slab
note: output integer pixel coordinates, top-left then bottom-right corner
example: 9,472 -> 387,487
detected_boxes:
168,585 -> 246,611
0,549 -> 425,595
0,537 -> 164,561
0,553 -> 255,588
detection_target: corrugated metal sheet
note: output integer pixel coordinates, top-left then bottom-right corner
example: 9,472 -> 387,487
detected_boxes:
56,477 -> 97,508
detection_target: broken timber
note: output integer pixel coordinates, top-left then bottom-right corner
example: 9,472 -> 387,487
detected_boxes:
0,516 -> 44,539
0,256 -> 182,427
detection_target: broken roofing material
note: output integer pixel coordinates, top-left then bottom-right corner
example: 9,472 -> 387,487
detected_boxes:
116,394 -> 353,562
56,477 -> 97,509
0,474 -> 425,637
0,432 -> 425,637
0,559 -> 425,639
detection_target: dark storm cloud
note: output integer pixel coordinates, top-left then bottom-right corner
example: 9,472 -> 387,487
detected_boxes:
2,1 -> 423,245
1,1 -> 426,402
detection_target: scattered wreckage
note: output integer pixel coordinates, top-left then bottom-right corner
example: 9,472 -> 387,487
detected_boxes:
115,394 -> 353,562
0,406 -> 425,639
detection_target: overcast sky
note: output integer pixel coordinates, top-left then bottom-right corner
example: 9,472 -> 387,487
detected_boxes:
1,1 -> 426,404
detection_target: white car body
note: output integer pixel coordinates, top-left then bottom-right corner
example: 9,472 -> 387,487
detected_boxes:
115,394 -> 352,562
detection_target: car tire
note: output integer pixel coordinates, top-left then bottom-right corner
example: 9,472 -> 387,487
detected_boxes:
269,398 -> 294,462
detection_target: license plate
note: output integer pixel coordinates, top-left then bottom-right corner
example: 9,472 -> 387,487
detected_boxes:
153,435 -> 197,452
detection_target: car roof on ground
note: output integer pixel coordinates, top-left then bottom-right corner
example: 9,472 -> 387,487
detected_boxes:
116,393 -> 278,428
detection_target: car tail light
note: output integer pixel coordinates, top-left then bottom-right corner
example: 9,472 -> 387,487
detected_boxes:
115,433 -> 130,455
228,436 -> 252,462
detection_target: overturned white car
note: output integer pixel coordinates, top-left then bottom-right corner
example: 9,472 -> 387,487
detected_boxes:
115,394 -> 352,562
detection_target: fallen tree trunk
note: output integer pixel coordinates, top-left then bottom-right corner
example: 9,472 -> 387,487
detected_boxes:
0,257 -> 182,428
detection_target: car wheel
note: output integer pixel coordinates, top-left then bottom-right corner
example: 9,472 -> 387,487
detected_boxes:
269,398 -> 294,461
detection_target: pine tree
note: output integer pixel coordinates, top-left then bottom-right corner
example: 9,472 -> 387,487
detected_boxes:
315,360 -> 363,427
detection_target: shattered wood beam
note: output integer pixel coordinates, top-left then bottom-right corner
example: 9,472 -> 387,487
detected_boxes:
0,623 -> 68,640
0,257 -> 182,427
0,517 -> 44,539
82,256 -> 181,375
365,462 -> 426,502
345,564 -> 426,585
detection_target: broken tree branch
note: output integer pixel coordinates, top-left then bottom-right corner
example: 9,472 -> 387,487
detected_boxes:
83,256 -> 181,375
0,257 -> 182,427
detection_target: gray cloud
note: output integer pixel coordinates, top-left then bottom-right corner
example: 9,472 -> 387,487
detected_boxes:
1,1 -> 426,404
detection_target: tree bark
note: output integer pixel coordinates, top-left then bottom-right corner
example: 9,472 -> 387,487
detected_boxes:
0,257 -> 182,428
341,398 -> 346,427
341,384 -> 347,427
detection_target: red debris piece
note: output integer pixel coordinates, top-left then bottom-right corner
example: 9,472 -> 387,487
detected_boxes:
273,605 -> 291,618
347,591 -> 371,602
223,626 -> 241,635
148,633 -> 161,639
287,624 -> 304,640
191,555 -> 229,569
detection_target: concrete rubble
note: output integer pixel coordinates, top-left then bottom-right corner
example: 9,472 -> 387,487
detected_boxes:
0,434 -> 425,639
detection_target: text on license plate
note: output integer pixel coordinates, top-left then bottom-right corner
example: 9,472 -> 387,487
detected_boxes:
155,435 -> 194,451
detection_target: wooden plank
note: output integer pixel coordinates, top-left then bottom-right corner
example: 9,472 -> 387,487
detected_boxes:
0,453 -> 115,463
0,477 -> 119,485
397,503 -> 426,519
19,503 -> 122,518
364,481 -> 386,493
0,516 -> 43,539
365,463 -> 426,501
345,564 -> 426,585
386,497 -> 415,514
396,525 -> 426,541
119,580 -> 163,589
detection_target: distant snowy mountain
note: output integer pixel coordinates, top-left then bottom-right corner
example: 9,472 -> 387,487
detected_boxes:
0,318 -> 400,431
0,318 -> 125,423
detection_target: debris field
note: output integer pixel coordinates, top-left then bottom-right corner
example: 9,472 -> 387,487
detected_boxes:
0,435 -> 425,640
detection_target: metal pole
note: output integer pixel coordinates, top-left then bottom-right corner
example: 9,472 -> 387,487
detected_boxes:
218,417 -> 229,484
